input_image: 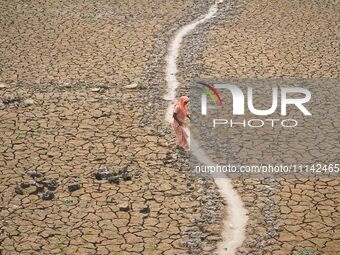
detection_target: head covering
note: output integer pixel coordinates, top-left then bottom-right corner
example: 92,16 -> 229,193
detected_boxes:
175,96 -> 189,116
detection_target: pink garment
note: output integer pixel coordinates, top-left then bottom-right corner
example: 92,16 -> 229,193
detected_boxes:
172,96 -> 189,150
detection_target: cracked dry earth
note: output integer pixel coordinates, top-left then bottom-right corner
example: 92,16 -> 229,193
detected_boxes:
0,1 -> 339,255
0,0 -> 224,255
192,0 -> 339,254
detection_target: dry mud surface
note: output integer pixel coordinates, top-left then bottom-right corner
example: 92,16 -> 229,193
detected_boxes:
185,0 -> 339,254
1,0 -> 224,254
0,0 -> 339,255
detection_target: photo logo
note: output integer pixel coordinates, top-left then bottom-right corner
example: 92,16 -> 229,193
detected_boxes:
190,78 -> 339,178
197,81 -> 223,110
199,83 -> 312,116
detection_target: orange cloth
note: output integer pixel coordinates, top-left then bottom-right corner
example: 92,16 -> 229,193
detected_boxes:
172,96 -> 189,150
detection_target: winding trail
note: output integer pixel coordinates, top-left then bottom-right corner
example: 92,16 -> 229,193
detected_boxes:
163,0 -> 248,254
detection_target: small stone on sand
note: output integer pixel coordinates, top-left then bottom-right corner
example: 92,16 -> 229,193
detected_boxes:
0,82 -> 9,89
20,182 -> 30,189
124,83 -> 138,89
42,191 -> 54,200
119,202 -> 130,212
68,183 -> 81,192
23,99 -> 35,106
91,88 -> 101,92
15,187 -> 24,195
108,176 -> 120,184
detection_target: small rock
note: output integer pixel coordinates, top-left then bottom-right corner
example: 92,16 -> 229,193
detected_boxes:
34,177 -> 45,184
15,187 -> 24,195
45,179 -> 58,191
139,206 -> 150,214
68,183 -> 80,192
119,202 -> 130,212
124,83 -> 138,89
20,182 -> 30,189
23,99 -> 35,106
121,166 -> 128,174
91,88 -> 101,92
93,169 -> 112,180
2,94 -> 20,104
35,183 -> 45,193
93,171 -> 103,180
30,172 -> 42,179
42,191 -> 54,200
62,83 -> 72,88
0,82 -> 8,89
108,176 -> 120,184
122,173 -> 131,181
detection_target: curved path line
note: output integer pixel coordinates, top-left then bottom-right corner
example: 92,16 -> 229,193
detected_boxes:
191,138 -> 248,255
163,1 -> 248,254
164,0 -> 224,121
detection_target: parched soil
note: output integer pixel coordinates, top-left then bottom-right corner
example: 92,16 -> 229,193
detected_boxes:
0,1 -> 224,254
0,0 -> 339,255
198,0 -> 339,254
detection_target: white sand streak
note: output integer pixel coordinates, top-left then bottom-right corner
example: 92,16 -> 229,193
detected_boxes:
191,138 -> 248,255
164,0 -> 225,122
163,1 -> 248,254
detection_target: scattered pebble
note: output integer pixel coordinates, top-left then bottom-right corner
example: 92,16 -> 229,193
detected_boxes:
68,182 -> 81,192
119,202 -> 130,212
23,99 -> 35,106
122,173 -> 131,181
20,182 -> 30,189
62,83 -> 72,88
42,191 -> 54,200
35,183 -> 45,193
108,176 -> 120,184
30,171 -> 42,179
91,88 -> 101,92
15,172 -> 59,200
45,179 -> 58,191
124,83 -> 138,89
0,82 -> 9,89
93,169 -> 112,180
139,206 -> 150,214
2,94 -> 20,105
15,187 -> 24,195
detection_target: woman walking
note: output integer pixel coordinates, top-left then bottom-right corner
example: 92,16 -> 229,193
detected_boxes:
172,96 -> 190,151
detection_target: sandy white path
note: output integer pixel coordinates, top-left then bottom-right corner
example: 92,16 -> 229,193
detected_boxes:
163,1 -> 248,254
